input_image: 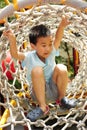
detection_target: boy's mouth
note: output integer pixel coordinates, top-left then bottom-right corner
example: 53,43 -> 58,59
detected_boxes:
44,53 -> 49,56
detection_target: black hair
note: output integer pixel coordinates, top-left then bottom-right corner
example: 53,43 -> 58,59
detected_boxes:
29,24 -> 51,45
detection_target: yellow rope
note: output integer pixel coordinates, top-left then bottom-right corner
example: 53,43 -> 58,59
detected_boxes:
0,93 -> 22,130
37,0 -> 66,5
61,0 -> 66,4
0,85 -> 28,130
12,0 -> 19,10
37,0 -> 42,5
4,0 -> 10,5
84,8 -> 87,13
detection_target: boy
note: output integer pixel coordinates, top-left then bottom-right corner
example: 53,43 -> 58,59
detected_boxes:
3,16 -> 76,122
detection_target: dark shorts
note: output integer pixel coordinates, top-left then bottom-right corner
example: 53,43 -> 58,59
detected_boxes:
30,64 -> 67,103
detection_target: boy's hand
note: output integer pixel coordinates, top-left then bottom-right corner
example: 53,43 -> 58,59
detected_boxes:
3,29 -> 14,38
3,30 -> 16,43
60,15 -> 71,28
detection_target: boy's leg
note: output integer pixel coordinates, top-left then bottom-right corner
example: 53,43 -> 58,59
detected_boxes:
52,64 -> 77,109
52,64 -> 68,101
31,66 -> 47,112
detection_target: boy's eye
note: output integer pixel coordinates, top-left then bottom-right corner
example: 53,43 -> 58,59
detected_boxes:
42,45 -> 46,47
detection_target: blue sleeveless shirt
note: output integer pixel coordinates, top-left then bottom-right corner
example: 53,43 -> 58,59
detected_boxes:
21,47 -> 59,85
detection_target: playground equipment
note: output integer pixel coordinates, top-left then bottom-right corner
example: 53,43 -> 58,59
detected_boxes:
0,0 -> 87,130
1,51 -> 16,80
0,0 -> 87,20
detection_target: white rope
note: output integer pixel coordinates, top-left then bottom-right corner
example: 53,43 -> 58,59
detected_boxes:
0,4 -> 87,130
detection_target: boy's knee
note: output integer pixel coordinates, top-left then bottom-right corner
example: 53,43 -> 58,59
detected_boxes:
57,64 -> 67,72
31,66 -> 43,76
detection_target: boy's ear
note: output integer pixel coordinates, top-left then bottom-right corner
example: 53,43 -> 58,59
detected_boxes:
30,43 -> 36,50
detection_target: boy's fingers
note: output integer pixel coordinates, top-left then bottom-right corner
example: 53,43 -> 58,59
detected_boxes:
62,15 -> 71,25
62,14 -> 68,19
3,29 -> 13,33
62,15 -> 72,24
3,30 -> 13,36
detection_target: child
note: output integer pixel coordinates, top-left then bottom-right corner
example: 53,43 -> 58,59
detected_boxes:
3,16 -> 76,122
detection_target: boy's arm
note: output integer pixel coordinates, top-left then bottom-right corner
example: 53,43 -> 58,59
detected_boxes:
54,16 -> 70,50
3,30 -> 25,61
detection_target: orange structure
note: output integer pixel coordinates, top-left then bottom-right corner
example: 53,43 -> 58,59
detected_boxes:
73,48 -> 79,76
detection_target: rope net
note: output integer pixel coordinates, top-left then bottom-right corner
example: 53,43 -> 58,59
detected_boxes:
0,3 -> 87,130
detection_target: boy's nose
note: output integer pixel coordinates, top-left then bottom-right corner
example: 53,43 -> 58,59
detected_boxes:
46,47 -> 50,52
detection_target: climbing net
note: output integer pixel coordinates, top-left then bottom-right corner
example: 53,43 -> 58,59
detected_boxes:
0,3 -> 87,130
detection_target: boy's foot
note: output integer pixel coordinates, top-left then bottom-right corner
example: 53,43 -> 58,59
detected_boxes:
56,97 -> 77,109
27,106 -> 49,122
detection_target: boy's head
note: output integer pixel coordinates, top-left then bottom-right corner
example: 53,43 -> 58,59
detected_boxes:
29,24 -> 51,45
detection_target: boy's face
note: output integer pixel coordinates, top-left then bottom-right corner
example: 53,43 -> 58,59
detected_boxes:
31,36 -> 53,62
